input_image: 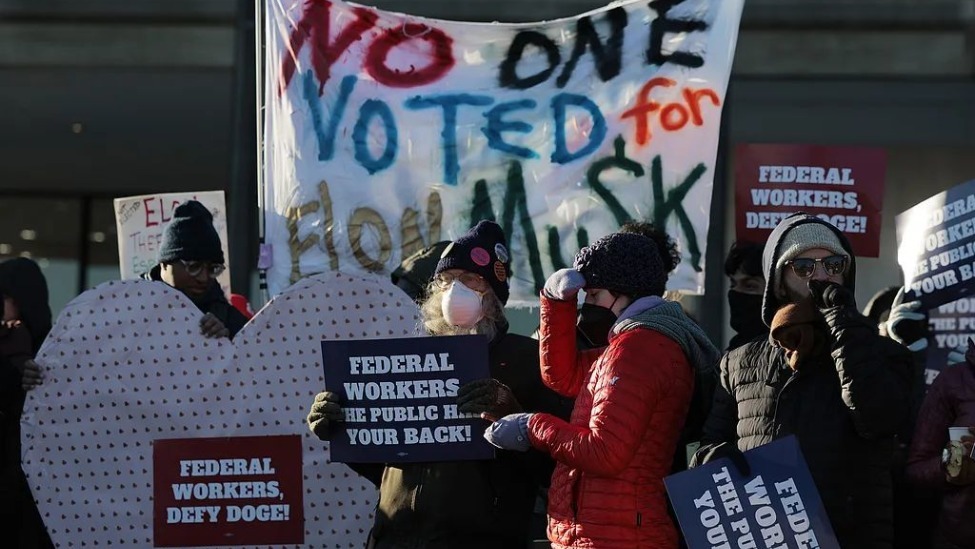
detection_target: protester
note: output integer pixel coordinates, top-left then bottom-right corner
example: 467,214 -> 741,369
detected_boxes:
567,220 -> 682,350
142,200 -> 247,339
390,240 -> 451,305
906,337 -> 975,549
871,286 -> 941,549
307,220 -> 565,548
692,213 -> 914,549
724,240 -> 768,350
484,231 -> 720,548
0,258 -> 54,548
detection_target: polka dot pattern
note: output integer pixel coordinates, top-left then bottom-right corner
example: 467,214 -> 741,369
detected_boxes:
22,272 -> 421,548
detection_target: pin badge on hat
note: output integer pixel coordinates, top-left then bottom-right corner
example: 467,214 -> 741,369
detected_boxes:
494,261 -> 507,282
471,247 -> 491,266
494,243 -> 509,264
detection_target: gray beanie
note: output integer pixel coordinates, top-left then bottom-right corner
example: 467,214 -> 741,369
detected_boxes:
573,232 -> 665,298
773,222 -> 848,289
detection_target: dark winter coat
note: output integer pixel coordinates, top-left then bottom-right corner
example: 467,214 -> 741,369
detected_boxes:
143,265 -> 248,338
695,215 -> 914,549
906,360 -> 975,549
0,258 -> 54,548
352,325 -> 567,549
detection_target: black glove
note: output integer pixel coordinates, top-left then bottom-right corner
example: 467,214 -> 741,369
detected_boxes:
699,442 -> 751,477
808,280 -> 856,310
456,378 -> 522,421
307,391 -> 344,440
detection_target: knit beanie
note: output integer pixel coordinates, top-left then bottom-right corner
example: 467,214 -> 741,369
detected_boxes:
773,222 -> 848,289
573,232 -> 665,298
435,221 -> 511,305
157,200 -> 224,264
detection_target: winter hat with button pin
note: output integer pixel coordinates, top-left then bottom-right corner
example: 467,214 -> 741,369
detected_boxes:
435,220 -> 512,305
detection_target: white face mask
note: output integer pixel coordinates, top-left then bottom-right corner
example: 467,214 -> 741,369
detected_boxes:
442,281 -> 484,327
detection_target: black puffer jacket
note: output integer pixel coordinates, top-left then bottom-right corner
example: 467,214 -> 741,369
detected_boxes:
696,214 -> 914,549
352,324 -> 568,549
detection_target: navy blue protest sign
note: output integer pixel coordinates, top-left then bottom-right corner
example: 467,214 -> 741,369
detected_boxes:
924,296 -> 975,387
322,335 -> 494,463
665,436 -> 838,549
896,179 -> 975,310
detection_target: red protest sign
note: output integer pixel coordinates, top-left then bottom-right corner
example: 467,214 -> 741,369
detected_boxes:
734,144 -> 886,257
153,435 -> 304,547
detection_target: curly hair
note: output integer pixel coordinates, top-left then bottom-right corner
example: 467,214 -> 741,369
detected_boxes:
619,220 -> 681,274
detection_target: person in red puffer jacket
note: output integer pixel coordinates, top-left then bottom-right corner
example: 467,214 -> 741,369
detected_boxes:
485,232 -> 720,548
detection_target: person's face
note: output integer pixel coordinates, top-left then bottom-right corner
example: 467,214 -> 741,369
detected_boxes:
781,248 -> 847,301
729,269 -> 765,296
160,260 -> 221,299
584,288 -> 631,316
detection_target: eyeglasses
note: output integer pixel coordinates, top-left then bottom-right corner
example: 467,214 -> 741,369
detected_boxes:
784,255 -> 848,279
179,260 -> 226,279
433,272 -> 486,291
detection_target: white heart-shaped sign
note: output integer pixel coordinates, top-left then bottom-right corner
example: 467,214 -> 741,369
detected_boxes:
22,272 -> 421,547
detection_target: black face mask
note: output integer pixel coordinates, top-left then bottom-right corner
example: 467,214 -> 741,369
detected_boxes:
728,290 -> 766,340
576,303 -> 617,348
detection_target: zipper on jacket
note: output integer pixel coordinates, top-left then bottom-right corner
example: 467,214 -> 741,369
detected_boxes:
636,512 -> 642,526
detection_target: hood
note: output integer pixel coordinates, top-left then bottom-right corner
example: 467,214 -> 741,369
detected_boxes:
761,213 -> 856,327
0,257 -> 52,353
391,241 -> 451,303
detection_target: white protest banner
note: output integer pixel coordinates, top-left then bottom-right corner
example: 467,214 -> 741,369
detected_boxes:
22,273 -> 420,547
114,191 -> 231,295
263,0 -> 744,304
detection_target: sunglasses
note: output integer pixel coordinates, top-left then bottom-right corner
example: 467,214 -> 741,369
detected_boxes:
784,255 -> 848,279
179,260 -> 226,279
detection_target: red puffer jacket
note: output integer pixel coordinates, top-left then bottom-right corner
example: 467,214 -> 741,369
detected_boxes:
527,296 -> 694,549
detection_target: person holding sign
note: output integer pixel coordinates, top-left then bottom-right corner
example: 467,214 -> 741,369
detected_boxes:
693,213 -> 913,549
141,200 -> 247,339
907,337 -> 975,549
307,220 -> 565,549
483,231 -> 720,548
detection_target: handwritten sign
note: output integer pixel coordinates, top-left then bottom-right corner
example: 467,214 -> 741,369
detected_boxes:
896,179 -> 975,309
153,436 -> 303,547
734,144 -> 886,257
114,191 -> 231,295
322,335 -> 493,463
665,437 -> 838,549
263,0 -> 744,303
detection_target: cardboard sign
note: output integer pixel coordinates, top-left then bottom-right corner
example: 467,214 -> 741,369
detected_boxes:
322,335 -> 494,463
22,273 -> 421,547
114,191 -> 231,295
264,0 -> 745,303
153,435 -> 304,547
735,144 -> 886,256
665,437 -> 838,549
896,179 -> 975,309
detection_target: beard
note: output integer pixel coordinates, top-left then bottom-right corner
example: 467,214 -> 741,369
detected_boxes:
420,283 -> 505,340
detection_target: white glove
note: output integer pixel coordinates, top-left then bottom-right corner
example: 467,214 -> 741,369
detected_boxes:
885,299 -> 928,352
543,268 -> 586,301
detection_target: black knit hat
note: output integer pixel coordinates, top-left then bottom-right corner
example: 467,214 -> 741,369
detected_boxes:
574,232 -> 665,298
435,220 -> 511,304
157,200 -> 224,264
